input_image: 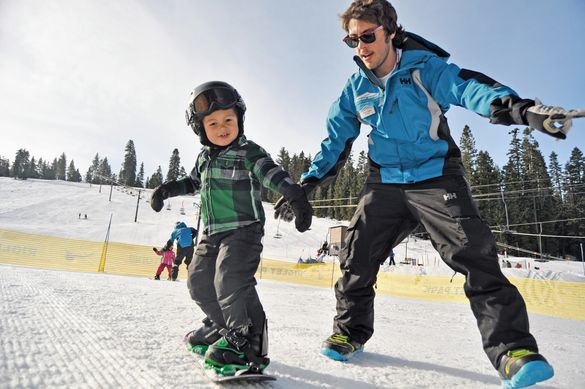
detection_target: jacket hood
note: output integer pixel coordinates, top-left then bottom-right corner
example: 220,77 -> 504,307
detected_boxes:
176,222 -> 187,229
399,32 -> 450,67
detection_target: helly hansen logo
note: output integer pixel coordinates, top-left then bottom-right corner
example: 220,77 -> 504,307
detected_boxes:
443,193 -> 457,201
400,77 -> 411,85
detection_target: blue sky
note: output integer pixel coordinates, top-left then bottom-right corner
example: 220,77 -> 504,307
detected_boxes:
1,0 -> 583,179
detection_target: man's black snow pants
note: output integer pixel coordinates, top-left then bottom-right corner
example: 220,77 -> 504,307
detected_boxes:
187,222 -> 265,337
333,175 -> 537,368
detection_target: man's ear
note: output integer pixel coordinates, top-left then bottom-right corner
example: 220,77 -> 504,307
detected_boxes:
386,31 -> 396,43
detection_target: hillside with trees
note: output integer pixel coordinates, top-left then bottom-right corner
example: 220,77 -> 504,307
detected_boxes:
2,127 -> 583,258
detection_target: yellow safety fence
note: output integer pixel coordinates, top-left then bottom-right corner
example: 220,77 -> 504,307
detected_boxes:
1,229 -> 584,320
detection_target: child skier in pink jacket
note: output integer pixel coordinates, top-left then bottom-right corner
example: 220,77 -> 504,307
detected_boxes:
153,245 -> 175,280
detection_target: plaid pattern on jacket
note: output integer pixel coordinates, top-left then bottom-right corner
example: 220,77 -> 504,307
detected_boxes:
191,136 -> 294,235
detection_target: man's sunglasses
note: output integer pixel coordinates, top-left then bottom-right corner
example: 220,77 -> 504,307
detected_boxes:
343,25 -> 384,48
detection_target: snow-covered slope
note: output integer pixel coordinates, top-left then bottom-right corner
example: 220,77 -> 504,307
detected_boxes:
1,265 -> 583,388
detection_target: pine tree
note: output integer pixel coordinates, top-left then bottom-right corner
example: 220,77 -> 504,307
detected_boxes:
563,147 -> 585,257
56,153 -> 67,180
119,140 -> 137,187
548,152 -> 563,200
149,166 -> 164,188
36,158 -> 45,179
0,156 -> 10,177
12,149 -> 30,179
29,157 -> 39,179
501,128 -> 523,250
179,166 -> 187,178
473,150 -> 503,229
332,152 -> 356,220
276,147 -> 291,172
86,153 -> 100,183
166,148 -> 181,182
520,128 -> 554,255
459,125 -> 478,185
136,162 -> 145,188
98,158 -> 113,184
66,160 -> 82,182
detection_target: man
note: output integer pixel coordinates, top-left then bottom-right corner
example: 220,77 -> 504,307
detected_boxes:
166,221 -> 197,281
274,1 -> 574,387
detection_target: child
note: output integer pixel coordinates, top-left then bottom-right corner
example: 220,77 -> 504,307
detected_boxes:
152,245 -> 175,280
165,221 -> 198,281
150,81 -> 312,375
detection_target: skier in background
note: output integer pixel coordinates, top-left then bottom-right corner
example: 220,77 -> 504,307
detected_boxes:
152,245 -> 175,280
150,81 -> 312,376
274,1 -> 574,387
165,221 -> 197,281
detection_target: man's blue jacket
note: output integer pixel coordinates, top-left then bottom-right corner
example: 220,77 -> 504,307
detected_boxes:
302,32 -> 531,185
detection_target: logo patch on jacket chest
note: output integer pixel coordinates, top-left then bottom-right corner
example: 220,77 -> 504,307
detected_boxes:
400,77 -> 412,85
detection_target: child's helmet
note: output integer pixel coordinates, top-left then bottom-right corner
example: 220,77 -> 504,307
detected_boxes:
185,81 -> 246,145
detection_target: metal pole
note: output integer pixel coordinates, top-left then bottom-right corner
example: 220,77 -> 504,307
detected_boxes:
108,183 -> 113,202
134,189 -> 141,222
195,201 -> 202,246
98,213 -> 113,272
579,242 -> 585,275
501,189 -> 510,231
538,222 -> 543,260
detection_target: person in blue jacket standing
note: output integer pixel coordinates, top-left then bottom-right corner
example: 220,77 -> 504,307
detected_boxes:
274,1 -> 574,387
166,221 -> 198,281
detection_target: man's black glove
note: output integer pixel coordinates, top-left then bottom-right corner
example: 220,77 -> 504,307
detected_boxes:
525,99 -> 572,140
274,184 -> 313,232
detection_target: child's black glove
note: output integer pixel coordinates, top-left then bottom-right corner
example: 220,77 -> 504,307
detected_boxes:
152,247 -> 158,252
151,184 -> 171,212
275,184 -> 313,232
151,181 -> 183,212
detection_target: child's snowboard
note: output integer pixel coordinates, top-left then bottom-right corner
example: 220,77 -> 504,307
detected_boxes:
193,350 -> 276,383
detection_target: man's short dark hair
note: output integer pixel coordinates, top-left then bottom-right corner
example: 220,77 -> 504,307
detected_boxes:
340,0 -> 405,47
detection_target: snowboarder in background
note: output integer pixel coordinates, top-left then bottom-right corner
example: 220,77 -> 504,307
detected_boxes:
274,1 -> 569,387
165,221 -> 197,281
152,245 -> 175,280
387,249 -> 395,266
150,81 -> 312,376
320,241 -> 329,256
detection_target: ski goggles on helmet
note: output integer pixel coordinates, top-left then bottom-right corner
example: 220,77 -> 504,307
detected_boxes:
185,86 -> 239,126
343,25 -> 384,48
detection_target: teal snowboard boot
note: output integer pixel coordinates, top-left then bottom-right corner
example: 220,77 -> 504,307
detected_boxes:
498,349 -> 554,389
320,333 -> 363,361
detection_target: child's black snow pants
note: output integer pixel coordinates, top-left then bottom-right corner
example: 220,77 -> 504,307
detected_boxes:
187,222 -> 266,338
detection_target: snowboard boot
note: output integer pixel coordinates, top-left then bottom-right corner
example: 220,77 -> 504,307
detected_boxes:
204,329 -> 269,376
320,333 -> 363,361
184,318 -> 222,355
153,275 -> 160,280
171,265 -> 179,281
498,349 -> 554,389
